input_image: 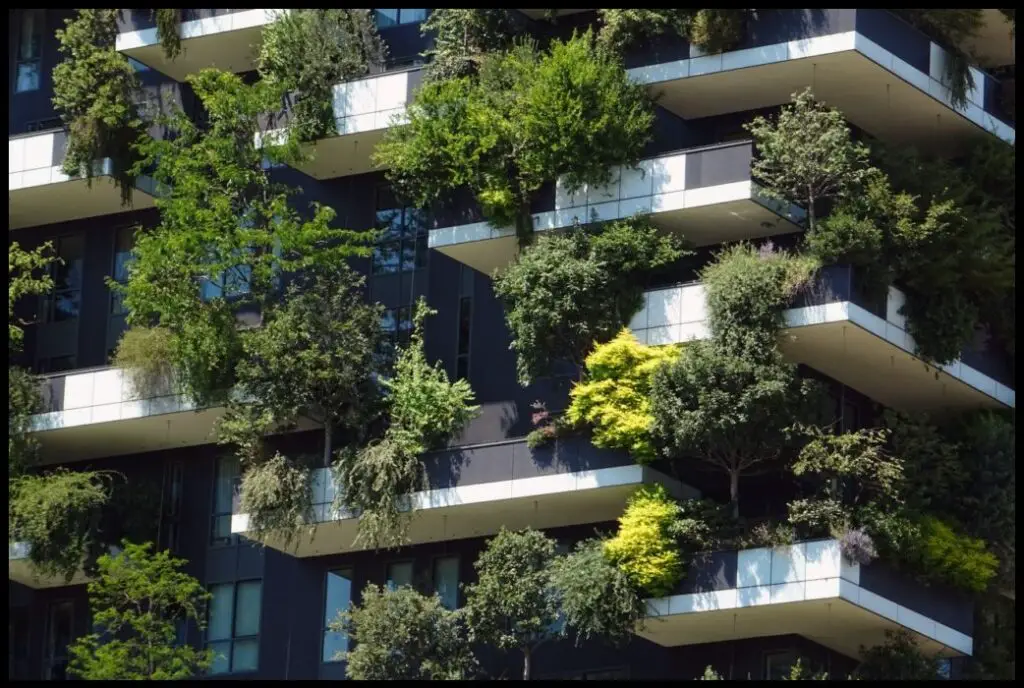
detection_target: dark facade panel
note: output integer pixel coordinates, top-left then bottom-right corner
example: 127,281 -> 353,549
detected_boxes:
859,560 -> 974,636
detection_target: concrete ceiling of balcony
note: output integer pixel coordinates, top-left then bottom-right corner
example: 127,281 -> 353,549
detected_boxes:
295,128 -> 389,180
652,52 -> 998,156
636,597 -> 963,661
9,557 -> 93,590
9,178 -> 156,231
781,319 -> 1006,414
122,26 -> 264,82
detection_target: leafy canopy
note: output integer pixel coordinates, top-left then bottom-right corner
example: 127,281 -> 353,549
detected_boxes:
566,328 -> 679,462
596,10 -> 748,54
421,9 -> 522,81
68,541 -> 213,680
376,33 -> 654,243
854,630 -> 939,681
259,10 -> 386,141
494,218 -> 684,385
9,242 -> 57,351
118,68 -> 375,405
334,584 -> 476,680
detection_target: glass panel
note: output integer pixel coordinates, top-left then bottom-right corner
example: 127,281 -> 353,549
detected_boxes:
19,11 -> 42,60
414,234 -> 428,269
113,227 -> 134,283
374,9 -> 399,28
48,601 -> 73,656
224,264 -> 252,298
457,297 -> 472,356
373,242 -> 401,274
208,640 -> 231,675
233,581 -> 262,637
433,556 -> 459,609
405,208 -> 428,236
386,561 -> 414,590
765,651 -> 797,681
211,515 -> 232,543
55,236 -> 84,292
376,208 -> 403,241
323,569 -> 353,662
231,638 -> 259,672
128,57 -> 150,72
215,457 -> 240,514
399,9 -> 427,24
54,291 -> 81,321
207,584 -> 234,641
16,63 -> 40,93
380,309 -> 397,336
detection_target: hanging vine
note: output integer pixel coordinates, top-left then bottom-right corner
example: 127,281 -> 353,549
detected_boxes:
152,9 -> 183,60
894,10 -> 984,110
52,9 -> 146,205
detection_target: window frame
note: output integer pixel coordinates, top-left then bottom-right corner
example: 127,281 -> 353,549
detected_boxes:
40,234 -> 84,324
321,567 -> 355,664
205,579 -> 262,675
371,206 -> 428,276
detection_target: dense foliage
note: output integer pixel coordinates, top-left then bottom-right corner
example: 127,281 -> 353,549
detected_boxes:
335,299 -> 477,549
112,325 -> 178,399
9,242 -> 56,351
421,9 -> 522,81
463,527 -> 560,681
566,329 -> 679,462
494,218 -> 683,385
376,33 -> 654,244
8,469 -> 113,581
259,9 -> 386,142
853,629 -> 939,680
52,9 -> 145,205
236,452 -> 315,546
152,9 -> 182,60
596,10 -> 749,54
334,584 -> 476,680
603,485 -> 683,597
117,69 -> 374,406
67,541 -> 212,680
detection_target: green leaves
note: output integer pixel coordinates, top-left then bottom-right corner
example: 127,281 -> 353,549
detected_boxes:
495,217 -> 685,386
259,10 -> 386,142
335,584 -> 476,680
421,9 -> 522,82
9,242 -> 56,352
377,33 -> 653,243
68,541 -> 213,680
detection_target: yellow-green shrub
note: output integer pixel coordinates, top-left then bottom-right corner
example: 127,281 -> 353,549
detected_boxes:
603,484 -> 682,597
566,329 -> 679,463
915,516 -> 999,593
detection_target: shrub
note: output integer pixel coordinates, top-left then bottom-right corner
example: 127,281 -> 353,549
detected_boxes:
566,329 -> 679,462
113,326 -> 178,399
421,9 -> 521,81
854,630 -> 939,680
913,516 -> 998,593
786,498 -> 848,540
238,453 -> 314,547
838,527 -> 878,566
604,485 -> 682,597
335,584 -> 476,680
549,539 -> 645,646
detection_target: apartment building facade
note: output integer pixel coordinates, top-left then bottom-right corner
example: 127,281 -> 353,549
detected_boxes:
8,9 -> 1015,680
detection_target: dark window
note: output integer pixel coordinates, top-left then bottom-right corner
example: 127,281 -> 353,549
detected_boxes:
764,650 -> 798,681
386,560 -> 414,590
372,207 -> 428,275
211,456 -> 241,546
379,305 -> 413,360
110,226 -> 135,315
163,461 -> 184,553
37,355 -> 77,375
322,568 -> 354,663
44,600 -> 74,680
374,9 -> 427,28
41,235 -> 84,323
9,607 -> 30,680
207,580 -> 261,674
456,265 -> 473,380
15,11 -> 43,93
433,556 -> 459,610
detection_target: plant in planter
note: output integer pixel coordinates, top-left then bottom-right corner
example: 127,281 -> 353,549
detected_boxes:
596,9 -> 749,54
376,33 -> 654,246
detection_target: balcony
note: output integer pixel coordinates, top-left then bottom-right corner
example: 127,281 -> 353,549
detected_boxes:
116,9 -> 282,82
8,541 -> 109,589
259,67 -> 424,179
428,141 -> 805,276
640,538 -> 973,658
629,266 -> 1014,413
627,9 -> 1014,152
231,436 -> 697,556
9,129 -> 158,230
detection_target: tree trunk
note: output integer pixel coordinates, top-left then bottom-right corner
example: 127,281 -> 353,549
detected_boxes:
523,645 -> 531,681
729,470 -> 740,520
323,422 -> 333,467
514,202 -> 534,249
807,188 -> 816,234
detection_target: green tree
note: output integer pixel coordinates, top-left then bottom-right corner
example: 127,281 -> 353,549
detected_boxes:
463,528 -> 560,681
651,343 -> 820,518
117,68 -> 375,406
335,299 -> 478,548
259,9 -> 386,141
494,218 -> 683,385
745,88 -> 872,232
52,9 -> 145,204
596,10 -> 748,54
9,242 -> 56,351
68,541 -> 213,680
853,630 -> 939,681
549,539 -> 645,646
333,584 -> 477,680
421,9 -> 522,81
376,33 -> 654,245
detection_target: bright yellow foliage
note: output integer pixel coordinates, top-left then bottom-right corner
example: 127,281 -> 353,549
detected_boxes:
603,485 -> 682,597
566,328 -> 679,462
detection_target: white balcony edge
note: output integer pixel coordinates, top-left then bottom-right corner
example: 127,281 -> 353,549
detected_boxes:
116,9 -> 286,52
643,539 -> 972,656
628,30 -> 1014,145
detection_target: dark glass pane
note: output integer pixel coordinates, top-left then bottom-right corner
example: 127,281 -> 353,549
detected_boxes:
374,9 -> 398,28
414,234 -> 428,269
457,297 -> 472,356
376,208 -> 403,241
373,242 -> 401,275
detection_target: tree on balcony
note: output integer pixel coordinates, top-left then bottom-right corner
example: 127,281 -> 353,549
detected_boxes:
67,541 -> 213,680
420,9 -> 523,81
375,32 -> 654,246
596,9 -> 749,54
